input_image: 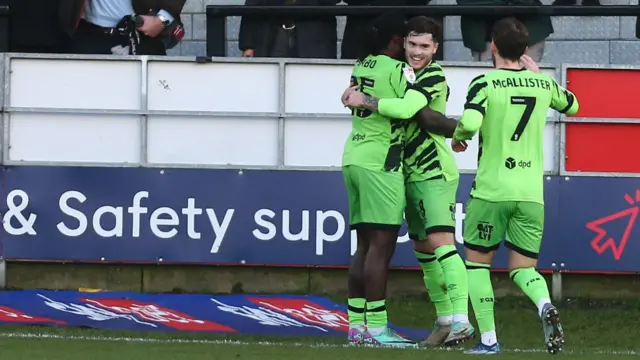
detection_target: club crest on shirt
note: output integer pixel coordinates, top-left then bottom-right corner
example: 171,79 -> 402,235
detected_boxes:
402,67 -> 417,84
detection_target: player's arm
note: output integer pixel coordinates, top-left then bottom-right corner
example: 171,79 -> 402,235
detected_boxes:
348,63 -> 426,119
412,107 -> 458,138
376,69 -> 449,119
350,63 -> 426,119
453,75 -> 488,141
550,79 -> 579,115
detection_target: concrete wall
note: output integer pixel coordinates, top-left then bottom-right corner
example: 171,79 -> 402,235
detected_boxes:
169,0 -> 640,65
7,262 -> 640,299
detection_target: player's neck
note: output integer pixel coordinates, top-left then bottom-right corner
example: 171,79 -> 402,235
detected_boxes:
495,57 -> 523,71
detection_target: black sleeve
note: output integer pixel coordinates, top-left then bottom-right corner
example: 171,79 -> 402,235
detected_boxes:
412,106 -> 458,138
238,0 -> 262,51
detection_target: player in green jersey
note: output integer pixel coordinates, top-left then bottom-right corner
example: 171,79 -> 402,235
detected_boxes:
344,16 -> 474,347
341,13 -> 417,348
450,18 -> 579,355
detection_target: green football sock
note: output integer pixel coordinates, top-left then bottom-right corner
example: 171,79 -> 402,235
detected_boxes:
510,267 -> 551,314
366,300 -> 387,328
466,260 -> 496,333
414,250 -> 453,318
347,298 -> 366,326
435,245 -> 469,318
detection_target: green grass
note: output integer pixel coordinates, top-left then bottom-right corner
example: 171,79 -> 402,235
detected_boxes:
0,296 -> 638,359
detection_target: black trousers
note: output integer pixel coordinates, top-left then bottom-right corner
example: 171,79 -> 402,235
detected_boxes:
71,19 -> 166,55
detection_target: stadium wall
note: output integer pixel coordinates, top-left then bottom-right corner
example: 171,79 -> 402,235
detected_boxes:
0,55 -> 638,300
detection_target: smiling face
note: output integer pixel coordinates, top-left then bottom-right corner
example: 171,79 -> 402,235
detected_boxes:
404,32 -> 439,70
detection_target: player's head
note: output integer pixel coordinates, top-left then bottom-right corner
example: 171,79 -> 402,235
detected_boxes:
404,16 -> 441,70
356,13 -> 407,62
490,17 -> 529,66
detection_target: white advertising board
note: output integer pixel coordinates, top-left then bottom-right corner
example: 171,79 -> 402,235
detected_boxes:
3,56 -> 559,172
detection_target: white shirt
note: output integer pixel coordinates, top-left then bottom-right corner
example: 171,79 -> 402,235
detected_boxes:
83,0 -> 135,28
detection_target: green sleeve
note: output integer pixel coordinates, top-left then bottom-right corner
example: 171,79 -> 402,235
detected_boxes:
454,75 -> 488,141
379,67 -> 447,120
389,63 -> 409,97
550,79 -> 579,115
378,89 -> 429,119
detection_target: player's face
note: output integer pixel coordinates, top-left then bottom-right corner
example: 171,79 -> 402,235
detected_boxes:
404,34 -> 438,70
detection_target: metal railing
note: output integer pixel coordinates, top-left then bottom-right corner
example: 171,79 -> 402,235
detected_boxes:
205,4 -> 640,58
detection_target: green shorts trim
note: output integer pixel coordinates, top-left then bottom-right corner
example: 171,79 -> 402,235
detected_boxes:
342,165 -> 405,231
405,177 -> 458,241
463,198 -> 544,259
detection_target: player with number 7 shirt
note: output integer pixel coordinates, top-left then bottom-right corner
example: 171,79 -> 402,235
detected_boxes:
451,17 -> 579,355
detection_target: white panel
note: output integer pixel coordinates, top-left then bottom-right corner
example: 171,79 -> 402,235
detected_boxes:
543,122 -> 557,173
283,117 -> 556,171
284,64 -> 353,114
147,62 -> 279,113
9,113 -> 140,163
445,67 -> 557,118
284,64 -> 556,119
9,59 -> 141,110
147,116 -> 279,166
284,117 -> 351,167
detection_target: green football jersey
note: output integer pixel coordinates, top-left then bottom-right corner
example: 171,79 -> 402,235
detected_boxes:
455,68 -> 579,204
342,54 -> 410,173
403,61 -> 458,183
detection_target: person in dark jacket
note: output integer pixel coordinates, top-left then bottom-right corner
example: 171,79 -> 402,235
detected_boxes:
341,0 -> 432,60
239,0 -> 339,59
58,0 -> 186,55
457,0 -> 553,62
6,0 -> 70,53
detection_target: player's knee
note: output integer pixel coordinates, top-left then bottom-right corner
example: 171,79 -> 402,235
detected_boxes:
464,248 -> 493,265
368,229 -> 398,254
427,231 -> 455,248
507,249 -> 538,271
413,239 -> 435,253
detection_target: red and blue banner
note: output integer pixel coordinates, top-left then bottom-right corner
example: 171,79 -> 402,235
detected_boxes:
0,166 -> 638,273
0,290 -> 426,338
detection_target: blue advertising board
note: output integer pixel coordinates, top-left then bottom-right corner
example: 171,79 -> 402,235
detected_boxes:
1,166 -> 638,273
0,289 -> 427,339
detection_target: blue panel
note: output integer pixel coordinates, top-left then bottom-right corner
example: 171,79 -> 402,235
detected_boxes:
1,166 -> 638,273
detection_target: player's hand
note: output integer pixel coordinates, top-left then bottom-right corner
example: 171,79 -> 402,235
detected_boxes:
341,86 -> 357,107
136,15 -> 165,38
520,54 -> 540,73
344,91 -> 366,108
451,139 -> 468,153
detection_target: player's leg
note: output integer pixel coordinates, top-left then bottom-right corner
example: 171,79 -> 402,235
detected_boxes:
357,167 -> 416,347
408,200 -> 453,346
409,178 -> 474,346
505,202 -> 563,354
343,166 -> 367,344
462,199 -> 509,355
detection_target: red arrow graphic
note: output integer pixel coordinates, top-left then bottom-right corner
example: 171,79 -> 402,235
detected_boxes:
586,190 -> 640,261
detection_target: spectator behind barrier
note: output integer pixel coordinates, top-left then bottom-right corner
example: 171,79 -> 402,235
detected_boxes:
340,0 -> 429,60
7,0 -> 70,53
59,0 -> 186,55
239,0 -> 339,59
456,0 -> 553,62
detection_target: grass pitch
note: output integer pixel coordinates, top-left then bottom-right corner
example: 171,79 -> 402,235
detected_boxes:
0,296 -> 637,359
